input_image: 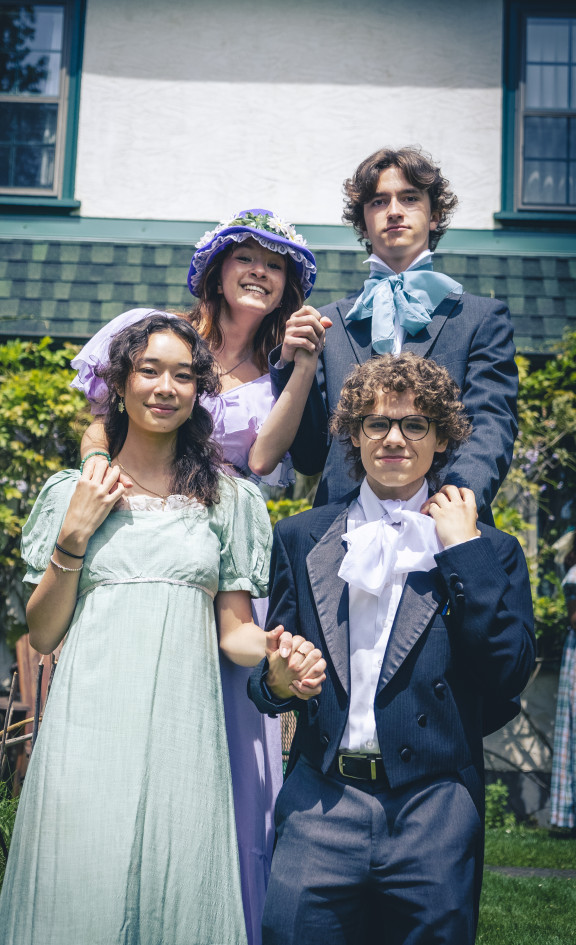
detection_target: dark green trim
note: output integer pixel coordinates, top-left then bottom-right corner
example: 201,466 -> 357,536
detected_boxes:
61,0 -> 86,200
501,1 -> 519,213
0,197 -> 81,211
1,216 -> 575,255
494,211 -> 576,226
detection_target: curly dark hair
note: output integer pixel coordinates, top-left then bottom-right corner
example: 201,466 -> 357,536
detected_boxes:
98,313 -> 223,506
188,240 -> 305,373
329,353 -> 471,485
342,146 -> 458,252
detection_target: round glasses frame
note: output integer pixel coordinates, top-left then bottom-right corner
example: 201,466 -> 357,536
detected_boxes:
359,414 -> 434,441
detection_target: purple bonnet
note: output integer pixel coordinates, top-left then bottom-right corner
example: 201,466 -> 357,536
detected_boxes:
187,208 -> 317,299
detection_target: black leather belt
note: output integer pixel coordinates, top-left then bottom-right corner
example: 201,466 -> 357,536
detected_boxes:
337,753 -> 386,781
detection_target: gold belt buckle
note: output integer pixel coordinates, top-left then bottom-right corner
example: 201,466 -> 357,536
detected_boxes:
338,753 -> 377,780
338,754 -> 362,780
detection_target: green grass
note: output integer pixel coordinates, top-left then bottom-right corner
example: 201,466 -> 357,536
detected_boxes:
485,826 -> 576,870
477,872 -> 576,944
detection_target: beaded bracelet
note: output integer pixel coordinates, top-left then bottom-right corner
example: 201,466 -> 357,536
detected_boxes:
55,541 -> 85,560
50,555 -> 83,573
80,450 -> 112,474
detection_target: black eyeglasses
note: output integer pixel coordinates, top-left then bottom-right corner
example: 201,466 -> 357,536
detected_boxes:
360,415 -> 434,441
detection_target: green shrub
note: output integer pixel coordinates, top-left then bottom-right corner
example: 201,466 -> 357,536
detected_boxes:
485,779 -> 517,831
267,498 -> 312,528
0,337 -> 89,647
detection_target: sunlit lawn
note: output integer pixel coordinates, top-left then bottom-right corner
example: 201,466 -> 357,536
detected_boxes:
478,872 -> 576,944
478,827 -> 576,944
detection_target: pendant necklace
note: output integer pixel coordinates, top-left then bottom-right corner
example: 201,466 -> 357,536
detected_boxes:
218,352 -> 253,377
116,461 -> 171,508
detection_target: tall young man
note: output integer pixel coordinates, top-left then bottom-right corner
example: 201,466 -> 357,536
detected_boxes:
251,354 -> 534,945
272,148 -> 518,520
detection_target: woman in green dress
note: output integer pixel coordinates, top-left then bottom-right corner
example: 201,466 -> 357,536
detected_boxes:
0,313 -> 309,945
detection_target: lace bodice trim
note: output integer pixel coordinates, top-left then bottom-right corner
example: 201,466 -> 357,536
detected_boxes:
113,494 -> 203,512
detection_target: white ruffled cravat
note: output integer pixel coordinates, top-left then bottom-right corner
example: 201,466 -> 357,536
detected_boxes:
338,481 -> 443,597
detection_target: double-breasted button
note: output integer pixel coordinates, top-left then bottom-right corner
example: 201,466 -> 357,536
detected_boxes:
400,747 -> 412,763
320,733 -> 330,746
433,681 -> 446,698
417,714 -> 427,727
309,698 -> 319,712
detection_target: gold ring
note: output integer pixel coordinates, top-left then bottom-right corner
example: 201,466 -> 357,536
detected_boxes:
296,649 -> 308,657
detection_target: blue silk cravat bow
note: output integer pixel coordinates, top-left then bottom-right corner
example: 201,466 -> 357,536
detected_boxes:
346,263 -> 463,354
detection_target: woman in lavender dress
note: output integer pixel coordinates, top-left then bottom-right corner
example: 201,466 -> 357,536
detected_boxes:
72,209 -> 331,945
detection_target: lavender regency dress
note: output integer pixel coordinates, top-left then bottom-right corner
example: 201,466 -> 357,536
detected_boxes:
202,378 -> 288,945
70,313 -> 288,945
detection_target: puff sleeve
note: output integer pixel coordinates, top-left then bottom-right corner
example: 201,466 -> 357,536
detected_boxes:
21,470 -> 79,584
215,477 -> 272,598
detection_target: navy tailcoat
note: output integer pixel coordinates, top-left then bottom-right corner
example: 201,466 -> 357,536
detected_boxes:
250,491 -> 535,817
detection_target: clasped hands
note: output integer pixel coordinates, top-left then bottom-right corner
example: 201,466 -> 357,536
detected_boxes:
264,627 -> 326,701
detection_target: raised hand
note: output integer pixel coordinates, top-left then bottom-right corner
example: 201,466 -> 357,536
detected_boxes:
81,452 -> 133,489
279,306 -> 332,366
58,463 -> 127,555
421,485 -> 480,547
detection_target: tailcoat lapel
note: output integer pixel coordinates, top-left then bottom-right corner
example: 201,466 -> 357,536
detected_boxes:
402,294 -> 461,358
377,569 -> 445,695
336,296 -> 372,366
306,503 -> 352,693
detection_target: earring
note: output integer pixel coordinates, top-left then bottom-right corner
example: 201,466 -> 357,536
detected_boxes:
118,398 -> 125,414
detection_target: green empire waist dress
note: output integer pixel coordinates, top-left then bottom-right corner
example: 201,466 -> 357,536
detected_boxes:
0,470 -> 272,945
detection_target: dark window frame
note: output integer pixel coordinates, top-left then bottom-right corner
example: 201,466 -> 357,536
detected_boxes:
0,0 -> 85,210
498,0 -> 576,225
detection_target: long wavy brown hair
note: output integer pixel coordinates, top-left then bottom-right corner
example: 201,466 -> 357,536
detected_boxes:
99,314 -> 223,506
188,242 -> 305,372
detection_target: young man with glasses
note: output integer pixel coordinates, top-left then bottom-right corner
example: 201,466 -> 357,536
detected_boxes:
250,353 -> 534,945
270,147 -> 517,522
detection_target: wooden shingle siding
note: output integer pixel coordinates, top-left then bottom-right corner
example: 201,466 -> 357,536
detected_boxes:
0,240 -> 575,354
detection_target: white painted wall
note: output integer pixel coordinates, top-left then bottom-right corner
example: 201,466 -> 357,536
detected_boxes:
76,0 -> 504,228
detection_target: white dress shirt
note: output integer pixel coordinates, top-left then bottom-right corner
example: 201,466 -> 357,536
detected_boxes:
338,477 -> 442,754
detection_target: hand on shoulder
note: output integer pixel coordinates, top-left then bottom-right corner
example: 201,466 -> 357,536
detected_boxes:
59,464 -> 126,554
421,485 -> 480,547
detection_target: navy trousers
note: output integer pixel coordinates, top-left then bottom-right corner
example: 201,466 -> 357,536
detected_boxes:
262,757 -> 483,945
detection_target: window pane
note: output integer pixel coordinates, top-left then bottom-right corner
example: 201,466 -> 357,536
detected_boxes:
0,101 -> 57,143
570,117 -> 576,154
524,116 -> 567,159
30,6 -> 64,52
0,5 -> 64,94
18,50 -> 61,95
523,159 -> 567,204
526,64 -> 569,108
526,18 -> 570,63
569,162 -> 576,205
13,142 -> 54,187
0,144 -> 10,184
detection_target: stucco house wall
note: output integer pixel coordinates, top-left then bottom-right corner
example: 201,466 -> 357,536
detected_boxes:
76,0 -> 503,228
